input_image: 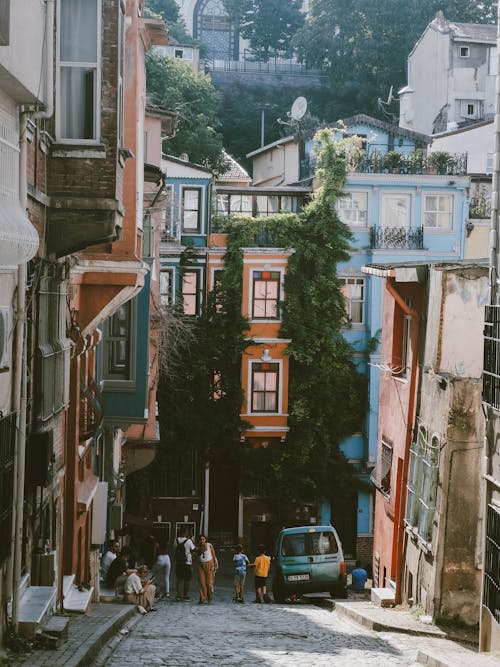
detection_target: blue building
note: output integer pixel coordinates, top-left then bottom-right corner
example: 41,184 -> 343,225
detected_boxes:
249,114 -> 471,560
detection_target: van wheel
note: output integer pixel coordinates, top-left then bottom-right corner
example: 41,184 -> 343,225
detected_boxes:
273,576 -> 286,604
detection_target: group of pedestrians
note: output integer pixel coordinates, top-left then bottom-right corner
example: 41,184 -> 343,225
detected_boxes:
101,531 -> 273,611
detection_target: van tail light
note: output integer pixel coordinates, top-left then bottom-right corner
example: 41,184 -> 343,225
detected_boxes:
340,561 -> 346,575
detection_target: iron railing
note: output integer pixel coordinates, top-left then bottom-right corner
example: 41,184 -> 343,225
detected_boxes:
484,503 -> 500,624
371,226 -> 425,250
469,193 -> 492,219
484,305 -> 500,410
0,412 -> 16,564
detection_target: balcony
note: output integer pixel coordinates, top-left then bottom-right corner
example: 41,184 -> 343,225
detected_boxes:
484,305 -> 500,410
371,226 -> 424,250
300,150 -> 468,181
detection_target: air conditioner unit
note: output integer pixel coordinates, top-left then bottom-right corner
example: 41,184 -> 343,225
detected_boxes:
0,307 -> 9,369
109,503 -> 123,531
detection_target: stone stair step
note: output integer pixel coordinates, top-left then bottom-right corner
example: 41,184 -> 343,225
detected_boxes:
18,586 -> 57,638
371,587 -> 396,607
41,615 -> 71,638
64,585 -> 93,613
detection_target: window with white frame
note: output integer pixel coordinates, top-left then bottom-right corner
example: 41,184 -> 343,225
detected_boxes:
182,188 -> 201,232
59,0 -> 100,141
336,191 -> 368,226
102,300 -> 136,386
252,270 -> 280,319
340,277 -> 365,324
423,194 -> 452,228
251,362 -> 279,413
460,100 -> 480,119
182,271 -> 199,315
159,270 -> 173,306
230,193 -> 252,215
381,193 -> 410,227
459,45 -> 470,58
406,424 -> 439,542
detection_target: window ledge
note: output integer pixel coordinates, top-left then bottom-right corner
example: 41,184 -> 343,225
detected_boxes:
51,143 -> 106,159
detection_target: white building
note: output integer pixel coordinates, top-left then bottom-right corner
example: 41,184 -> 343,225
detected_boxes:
399,11 -> 497,135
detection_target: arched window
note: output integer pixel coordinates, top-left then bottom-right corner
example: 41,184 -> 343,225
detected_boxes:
194,0 -> 237,60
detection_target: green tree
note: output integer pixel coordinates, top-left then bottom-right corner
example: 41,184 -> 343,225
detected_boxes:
146,53 -> 225,170
291,0 -> 497,119
227,0 -> 305,60
145,0 -> 199,45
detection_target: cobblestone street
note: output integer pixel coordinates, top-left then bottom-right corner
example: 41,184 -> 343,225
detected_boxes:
102,582 -> 424,667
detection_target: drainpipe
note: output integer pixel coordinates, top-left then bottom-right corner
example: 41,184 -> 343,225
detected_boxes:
385,277 -> 419,605
11,0 -> 55,633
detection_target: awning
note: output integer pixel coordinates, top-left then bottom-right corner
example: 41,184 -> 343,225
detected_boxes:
0,197 -> 39,264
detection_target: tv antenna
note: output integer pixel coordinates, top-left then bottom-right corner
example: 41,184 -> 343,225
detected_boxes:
278,96 -> 308,127
377,85 -> 399,121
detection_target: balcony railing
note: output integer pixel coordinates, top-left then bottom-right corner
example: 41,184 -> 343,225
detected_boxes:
300,151 -> 468,180
371,226 -> 425,250
484,305 -> 500,410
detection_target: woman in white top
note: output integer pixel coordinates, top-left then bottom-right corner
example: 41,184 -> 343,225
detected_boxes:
152,540 -> 171,598
195,534 -> 218,604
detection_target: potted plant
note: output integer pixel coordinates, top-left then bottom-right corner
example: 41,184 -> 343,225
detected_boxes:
408,148 -> 425,174
427,151 -> 451,175
384,150 -> 403,173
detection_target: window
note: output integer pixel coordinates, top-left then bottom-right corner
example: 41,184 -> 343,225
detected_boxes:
252,271 -> 280,319
174,48 -> 184,58
484,504 -> 500,623
182,271 -> 199,315
251,362 -> 279,413
182,188 -> 201,232
406,425 -> 439,542
159,270 -> 173,306
423,194 -> 452,228
37,272 -> 71,421
340,277 -> 365,324
58,0 -> 100,141
230,194 -> 252,215
381,193 -> 410,227
460,46 -> 470,58
102,300 -> 136,386
460,100 -> 480,119
392,298 -> 412,377
336,192 -> 368,226
371,440 -> 393,497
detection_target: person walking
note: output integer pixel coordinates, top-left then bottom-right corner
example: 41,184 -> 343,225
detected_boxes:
152,540 -> 171,599
233,544 -> 250,603
174,529 -> 195,601
195,534 -> 218,604
253,545 -> 271,603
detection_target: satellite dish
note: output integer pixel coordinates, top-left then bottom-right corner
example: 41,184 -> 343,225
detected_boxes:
290,96 -> 307,121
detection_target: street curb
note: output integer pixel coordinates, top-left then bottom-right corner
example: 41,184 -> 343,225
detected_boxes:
416,649 -> 450,667
69,605 -> 136,667
334,602 -> 447,639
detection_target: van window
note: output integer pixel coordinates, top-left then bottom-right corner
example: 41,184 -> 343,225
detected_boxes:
281,531 -> 338,556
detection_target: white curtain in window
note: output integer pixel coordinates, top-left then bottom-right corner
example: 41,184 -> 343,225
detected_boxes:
60,0 -> 97,62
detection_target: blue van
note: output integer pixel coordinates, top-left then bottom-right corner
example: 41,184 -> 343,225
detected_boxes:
272,525 -> 347,602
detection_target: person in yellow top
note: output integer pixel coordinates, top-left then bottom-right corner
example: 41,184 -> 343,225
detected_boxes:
252,545 -> 271,603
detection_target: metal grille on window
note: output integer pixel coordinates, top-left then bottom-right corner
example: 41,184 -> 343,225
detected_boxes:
484,503 -> 500,624
370,440 -> 392,496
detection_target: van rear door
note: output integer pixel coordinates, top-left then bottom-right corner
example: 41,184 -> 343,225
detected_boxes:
279,532 -> 312,583
309,530 -> 341,586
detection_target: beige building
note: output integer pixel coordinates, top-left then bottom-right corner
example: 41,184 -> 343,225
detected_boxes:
399,12 -> 496,135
